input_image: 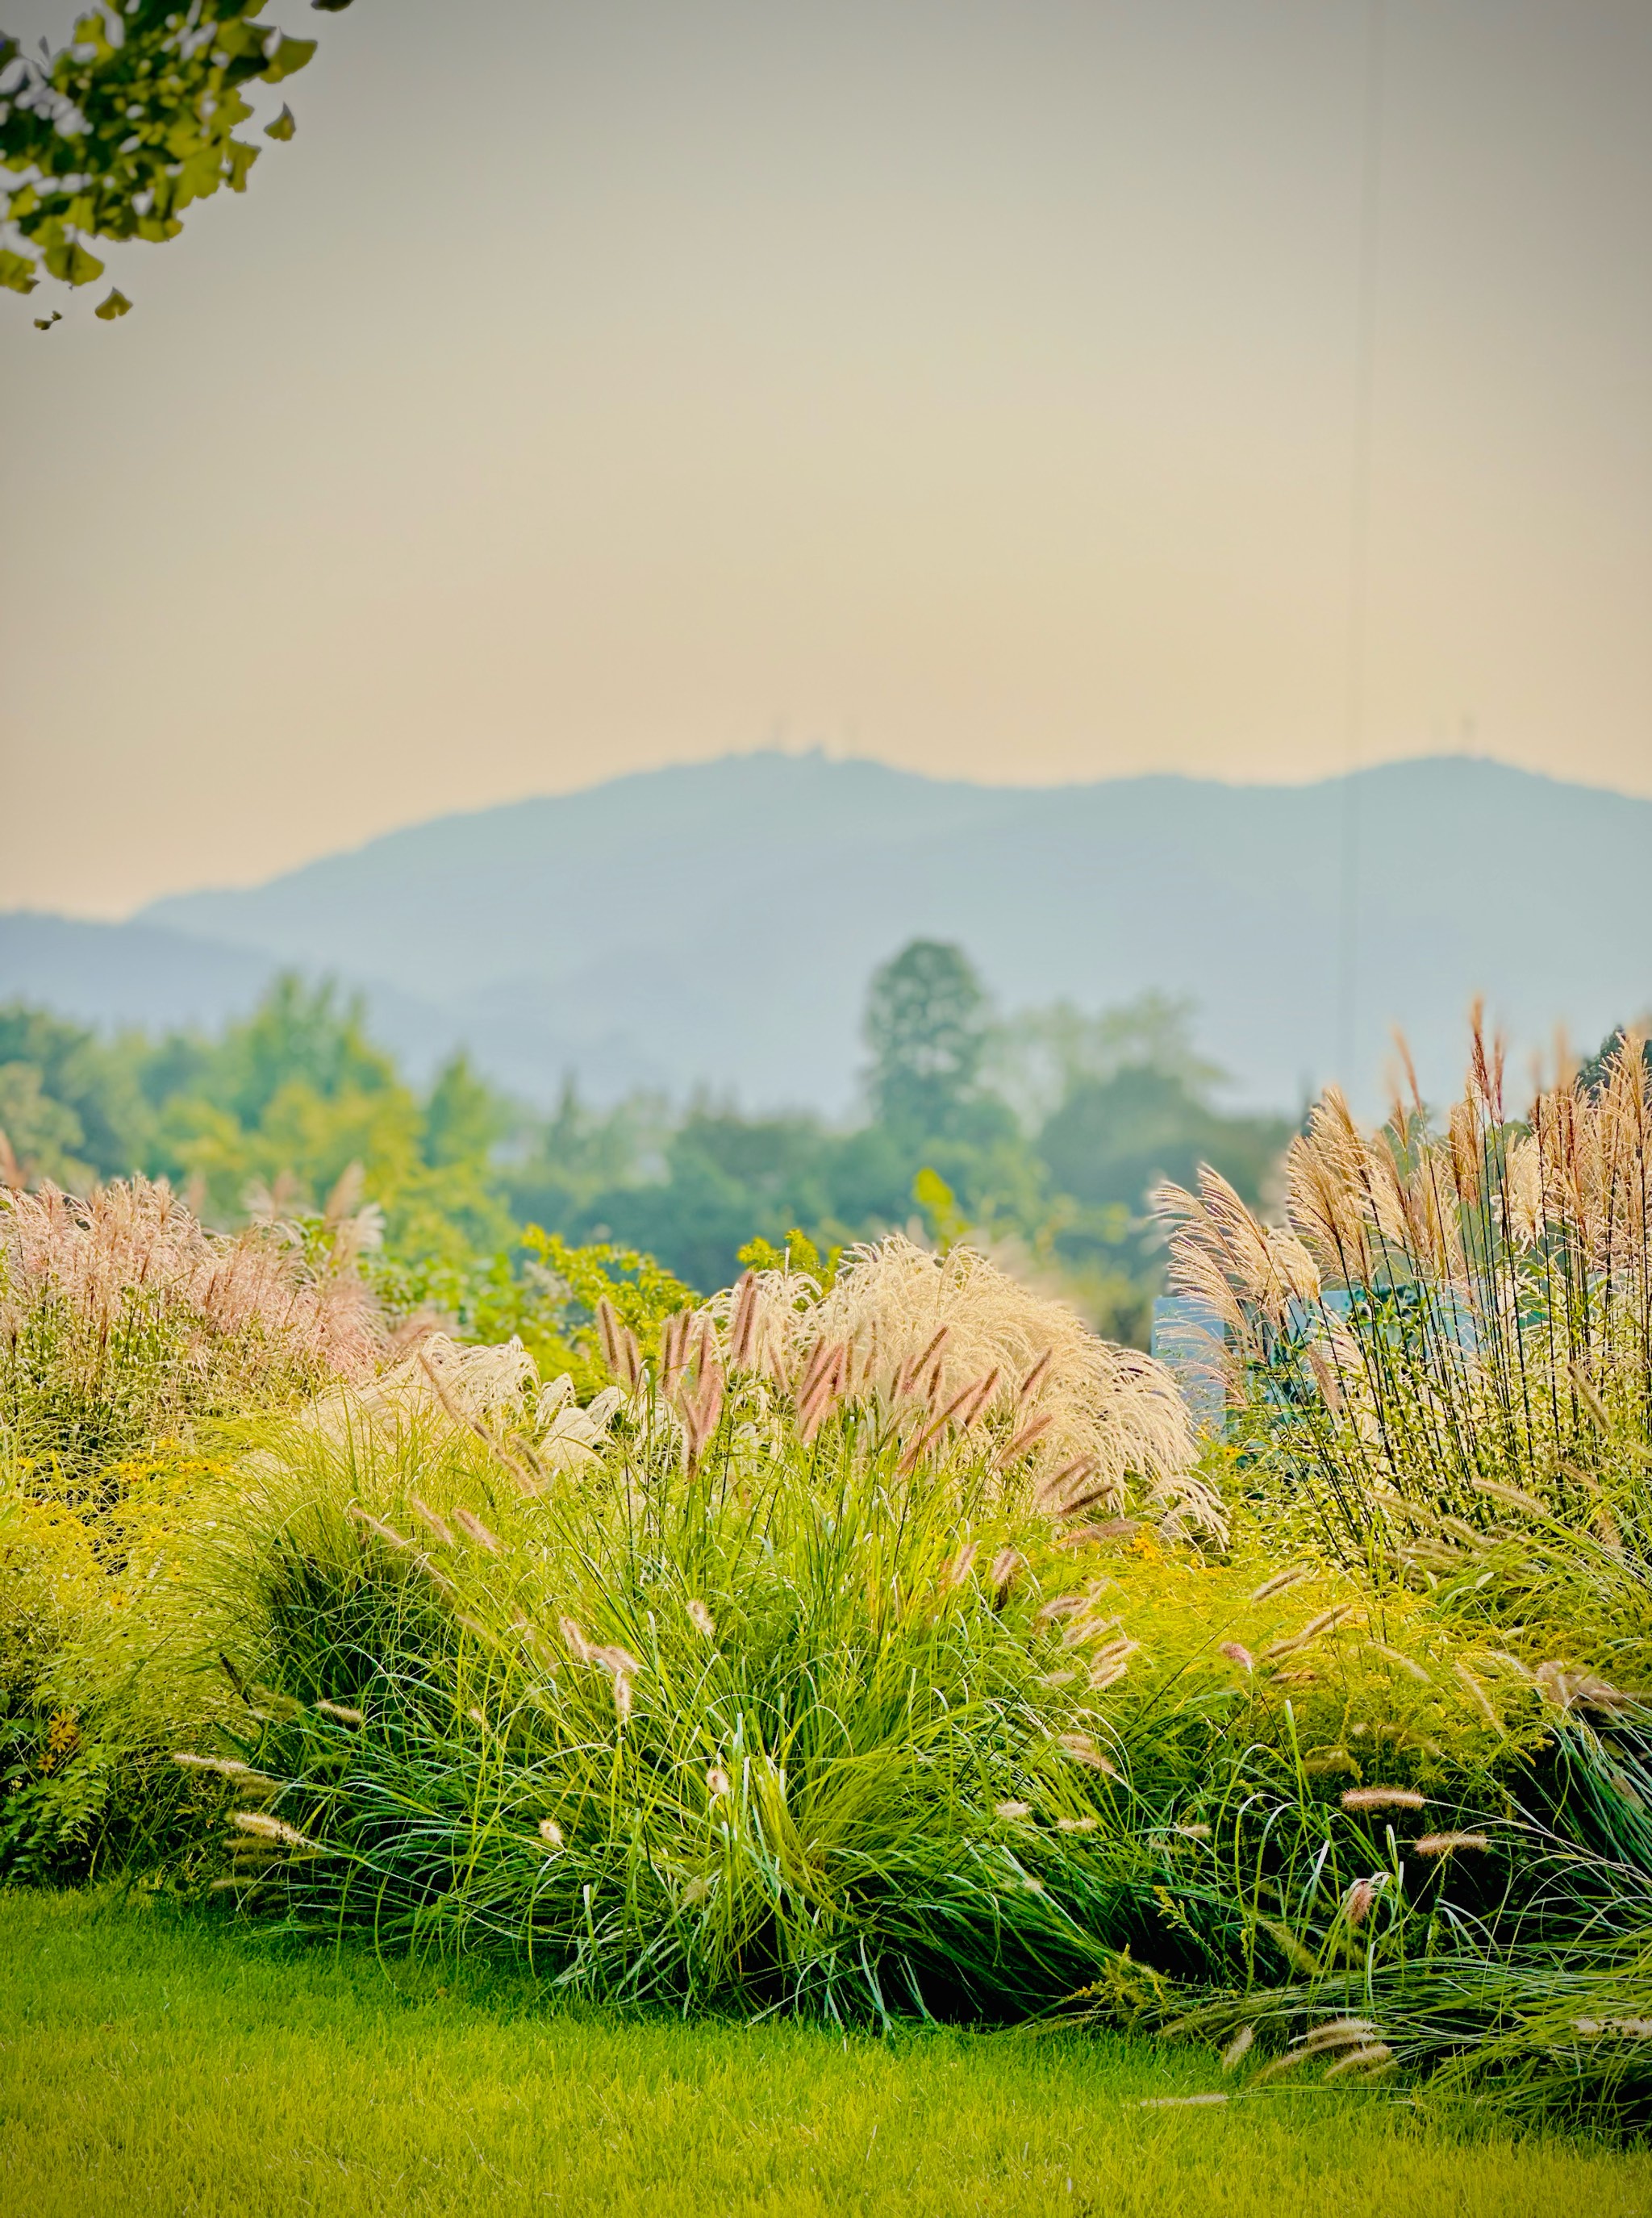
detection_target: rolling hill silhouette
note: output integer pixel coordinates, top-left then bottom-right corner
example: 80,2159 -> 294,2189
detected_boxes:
5,753 -> 1647,1113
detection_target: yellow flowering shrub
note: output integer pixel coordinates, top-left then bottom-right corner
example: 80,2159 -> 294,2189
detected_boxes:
0,1440 -> 234,1878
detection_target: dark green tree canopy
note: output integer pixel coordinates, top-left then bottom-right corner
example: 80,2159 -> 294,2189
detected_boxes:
1039,1063 -> 1291,1219
862,938 -> 996,1141
1578,1024 -> 1652,1100
0,0 -> 352,315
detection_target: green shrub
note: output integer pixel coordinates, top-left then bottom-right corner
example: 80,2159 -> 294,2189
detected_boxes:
0,1436 -> 239,1882
156,1242 -> 1214,2020
148,1312 -> 1556,2044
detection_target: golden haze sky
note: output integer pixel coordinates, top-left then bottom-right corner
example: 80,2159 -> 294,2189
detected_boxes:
2,0 -> 1651,919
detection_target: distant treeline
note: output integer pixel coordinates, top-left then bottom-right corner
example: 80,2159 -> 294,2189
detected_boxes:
0,942 -> 1294,1343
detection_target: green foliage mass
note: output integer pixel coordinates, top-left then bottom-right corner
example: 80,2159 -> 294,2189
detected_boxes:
0,946 -> 1291,1345
0,977 -> 516,1277
549,1109 -> 914,1298
527,943 -> 1288,1333
0,1003 -> 148,1179
1,1 -> 350,312
0,1060 -> 93,1187
1042,1062 -> 1291,1292
426,1227 -> 699,1400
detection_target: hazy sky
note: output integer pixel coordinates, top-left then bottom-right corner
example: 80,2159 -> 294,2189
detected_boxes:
3,0 -> 1650,918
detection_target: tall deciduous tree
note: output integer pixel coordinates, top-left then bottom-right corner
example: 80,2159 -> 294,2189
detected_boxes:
862,939 -> 995,1141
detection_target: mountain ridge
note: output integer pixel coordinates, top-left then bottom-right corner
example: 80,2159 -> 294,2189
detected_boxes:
4,753 -> 1646,1114
134,748 -> 1643,916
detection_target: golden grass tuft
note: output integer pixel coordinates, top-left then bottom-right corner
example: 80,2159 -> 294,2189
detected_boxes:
796,1236 -> 1216,1538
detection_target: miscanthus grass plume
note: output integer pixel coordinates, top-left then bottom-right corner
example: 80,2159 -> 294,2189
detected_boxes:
1158,1018 -> 1652,1564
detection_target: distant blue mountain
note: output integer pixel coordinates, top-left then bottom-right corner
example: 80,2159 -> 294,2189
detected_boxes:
6,753 -> 1647,1112
0,913 -> 280,1034
0,913 -> 465,1085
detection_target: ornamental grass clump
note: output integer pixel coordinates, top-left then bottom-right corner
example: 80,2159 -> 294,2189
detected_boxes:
0,1177 -> 381,1878
167,1386 -> 1633,2083
797,1236 -> 1216,1540
0,1177 -> 380,1489
1073,1710 -> 1652,2129
1138,1015 -> 1652,2122
146,1247 -> 1206,2017
151,1307 -> 1552,2034
1024,1514 -> 1652,2126
620,1233 -> 1213,1543
173,1399 -> 1162,2022
1158,1017 -> 1652,1569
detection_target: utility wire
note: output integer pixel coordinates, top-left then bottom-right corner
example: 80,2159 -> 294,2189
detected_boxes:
1337,0 -> 1386,1088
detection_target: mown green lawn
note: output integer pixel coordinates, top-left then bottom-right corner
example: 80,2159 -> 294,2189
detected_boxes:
1,1891 -> 1647,2218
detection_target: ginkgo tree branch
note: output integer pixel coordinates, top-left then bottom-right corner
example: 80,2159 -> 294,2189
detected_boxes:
0,0 -> 354,322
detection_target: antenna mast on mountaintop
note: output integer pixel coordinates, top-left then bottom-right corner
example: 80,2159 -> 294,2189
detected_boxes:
1337,0 -> 1386,1089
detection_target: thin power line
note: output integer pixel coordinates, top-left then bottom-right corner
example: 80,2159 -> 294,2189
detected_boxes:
1337,0 -> 1386,1087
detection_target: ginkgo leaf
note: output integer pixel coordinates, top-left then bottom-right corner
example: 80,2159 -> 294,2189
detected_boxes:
265,104 -> 297,140
94,289 -> 133,320
44,238 -> 105,287
264,35 -> 318,81
0,249 -> 39,296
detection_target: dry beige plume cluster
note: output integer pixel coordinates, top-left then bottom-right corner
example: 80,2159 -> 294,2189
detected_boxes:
2,1182 -> 1210,1535
304,1332 -> 624,1481
1156,1014 -> 1652,1445
599,1232 -> 1215,1541
0,1175 -> 380,1383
